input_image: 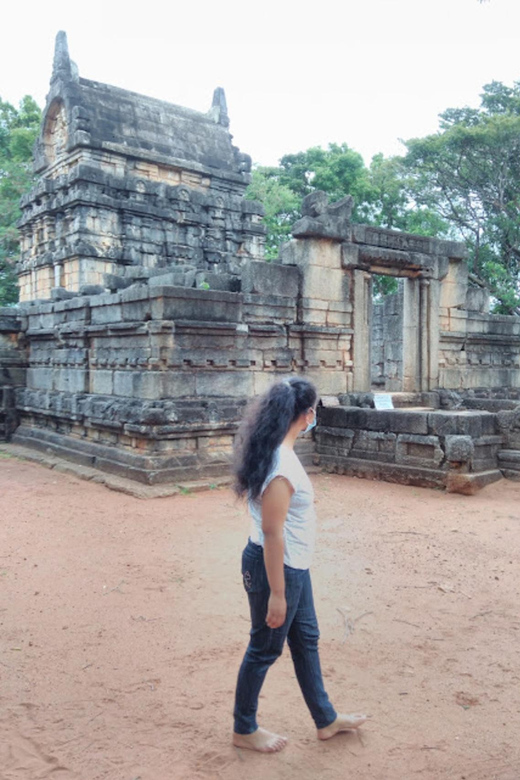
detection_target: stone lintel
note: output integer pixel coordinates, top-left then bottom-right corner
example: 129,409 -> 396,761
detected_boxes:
352,224 -> 435,253
352,225 -> 466,260
358,246 -> 432,272
319,407 -> 431,435
166,287 -> 240,303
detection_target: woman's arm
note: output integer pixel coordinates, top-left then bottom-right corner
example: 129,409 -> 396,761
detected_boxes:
261,477 -> 293,629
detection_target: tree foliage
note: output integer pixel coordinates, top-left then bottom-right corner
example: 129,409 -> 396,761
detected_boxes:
277,143 -> 371,212
247,81 -> 520,313
0,95 -> 41,306
403,81 -> 520,314
246,143 -> 450,299
245,167 -> 300,259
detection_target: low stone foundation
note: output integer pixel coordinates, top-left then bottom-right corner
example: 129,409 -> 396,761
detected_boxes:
315,406 -> 503,494
12,403 -> 241,485
10,280 -> 327,484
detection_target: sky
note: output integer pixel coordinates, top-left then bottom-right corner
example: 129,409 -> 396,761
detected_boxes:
3,0 -> 520,166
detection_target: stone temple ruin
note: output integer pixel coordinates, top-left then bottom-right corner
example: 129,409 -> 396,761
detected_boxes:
2,31 -> 520,495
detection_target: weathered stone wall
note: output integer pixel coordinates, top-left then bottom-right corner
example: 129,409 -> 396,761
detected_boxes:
12,265 -> 340,482
439,312 -> 520,390
17,159 -> 265,301
0,309 -> 27,440
438,261 -> 520,389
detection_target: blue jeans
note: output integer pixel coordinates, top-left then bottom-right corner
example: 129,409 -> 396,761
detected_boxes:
233,539 -> 337,734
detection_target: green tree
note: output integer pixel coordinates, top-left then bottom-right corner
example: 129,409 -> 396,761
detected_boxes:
246,144 -> 375,259
278,143 -> 372,219
363,153 -> 450,239
0,95 -> 41,306
246,141 -> 452,302
403,81 -> 520,313
245,167 -> 301,259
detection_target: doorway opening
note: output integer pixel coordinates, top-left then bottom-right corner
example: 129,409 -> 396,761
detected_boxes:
370,275 -> 404,392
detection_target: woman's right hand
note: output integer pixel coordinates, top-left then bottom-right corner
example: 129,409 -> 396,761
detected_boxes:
266,592 -> 287,628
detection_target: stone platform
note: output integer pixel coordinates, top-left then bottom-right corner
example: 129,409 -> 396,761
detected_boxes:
315,406 -> 503,493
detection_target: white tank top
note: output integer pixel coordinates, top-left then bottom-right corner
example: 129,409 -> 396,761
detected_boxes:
248,444 -> 316,570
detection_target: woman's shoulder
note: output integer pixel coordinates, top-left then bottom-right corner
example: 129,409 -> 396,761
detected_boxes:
277,445 -> 305,480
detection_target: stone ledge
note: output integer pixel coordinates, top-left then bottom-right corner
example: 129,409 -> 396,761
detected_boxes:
316,454 -> 446,490
500,468 -> 520,481
0,442 -> 232,498
446,469 -> 502,495
498,449 -> 520,465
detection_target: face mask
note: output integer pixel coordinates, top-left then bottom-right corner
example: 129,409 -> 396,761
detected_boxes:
303,410 -> 316,434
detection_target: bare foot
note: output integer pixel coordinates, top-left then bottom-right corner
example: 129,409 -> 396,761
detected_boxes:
317,713 -> 368,741
233,726 -> 288,753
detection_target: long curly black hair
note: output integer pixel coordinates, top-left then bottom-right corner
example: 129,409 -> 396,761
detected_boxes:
233,376 -> 317,501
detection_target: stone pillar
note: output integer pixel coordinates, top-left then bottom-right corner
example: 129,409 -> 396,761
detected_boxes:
352,269 -> 372,391
280,237 -> 344,325
54,263 -> 63,288
426,278 -> 440,390
279,236 -> 352,394
402,277 -> 420,392
419,279 -> 430,391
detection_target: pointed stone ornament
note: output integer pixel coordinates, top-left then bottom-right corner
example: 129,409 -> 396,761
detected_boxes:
209,87 -> 229,127
51,30 -> 72,83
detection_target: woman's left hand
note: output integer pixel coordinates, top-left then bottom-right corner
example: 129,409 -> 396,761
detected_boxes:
266,592 -> 287,628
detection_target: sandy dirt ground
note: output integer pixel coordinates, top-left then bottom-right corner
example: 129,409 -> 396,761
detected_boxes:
1,453 -> 520,780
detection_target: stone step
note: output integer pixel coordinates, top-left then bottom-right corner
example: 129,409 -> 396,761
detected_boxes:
497,449 -> 520,480
498,449 -> 520,466
502,469 -> 520,481
446,469 -> 503,496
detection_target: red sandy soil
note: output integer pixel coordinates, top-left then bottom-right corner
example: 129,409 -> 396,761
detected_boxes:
1,453 -> 520,780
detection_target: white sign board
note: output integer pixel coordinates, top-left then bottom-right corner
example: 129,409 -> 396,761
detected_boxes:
374,394 -> 394,410
320,396 -> 340,408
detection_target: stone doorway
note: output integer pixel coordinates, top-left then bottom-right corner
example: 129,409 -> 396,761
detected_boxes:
350,249 -> 439,395
371,276 -> 404,392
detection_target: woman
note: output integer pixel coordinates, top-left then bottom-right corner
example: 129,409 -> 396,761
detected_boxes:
232,376 -> 367,753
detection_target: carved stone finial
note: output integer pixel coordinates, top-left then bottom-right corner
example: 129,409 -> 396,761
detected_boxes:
51,30 -> 73,83
292,191 -> 354,241
209,87 -> 229,127
301,191 -> 329,218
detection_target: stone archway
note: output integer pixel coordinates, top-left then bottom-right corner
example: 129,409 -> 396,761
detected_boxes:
43,100 -> 68,166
